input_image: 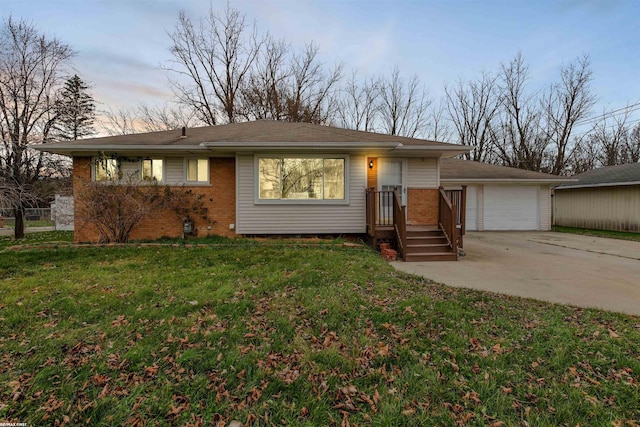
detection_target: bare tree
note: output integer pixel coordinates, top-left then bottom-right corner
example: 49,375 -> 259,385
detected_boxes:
493,53 -> 547,171
624,123 -> 640,163
423,100 -> 453,142
379,67 -> 432,138
75,171 -> 210,243
164,4 -> 265,125
445,72 -> 501,161
240,36 -> 290,121
544,55 -> 596,174
0,17 -> 74,238
137,103 -> 204,132
589,108 -> 631,166
336,70 -> 380,132
100,107 -> 140,136
285,42 -> 343,124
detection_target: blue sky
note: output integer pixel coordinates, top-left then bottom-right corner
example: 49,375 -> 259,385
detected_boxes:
4,0 -> 639,122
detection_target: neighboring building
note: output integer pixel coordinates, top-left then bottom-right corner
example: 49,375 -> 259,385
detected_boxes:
440,158 -> 573,231
554,163 -> 640,232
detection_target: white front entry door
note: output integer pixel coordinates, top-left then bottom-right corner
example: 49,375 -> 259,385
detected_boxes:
378,159 -> 406,222
378,159 -> 406,203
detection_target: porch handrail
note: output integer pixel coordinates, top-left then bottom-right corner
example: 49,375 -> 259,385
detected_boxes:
365,187 -> 376,236
393,188 -> 407,261
444,186 -> 467,248
438,187 -> 458,254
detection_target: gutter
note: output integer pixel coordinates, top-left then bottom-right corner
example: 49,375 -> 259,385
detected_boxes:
556,181 -> 640,190
441,178 -> 577,184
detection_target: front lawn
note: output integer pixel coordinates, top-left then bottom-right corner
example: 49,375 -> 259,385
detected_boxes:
553,225 -> 640,242
1,240 -> 638,425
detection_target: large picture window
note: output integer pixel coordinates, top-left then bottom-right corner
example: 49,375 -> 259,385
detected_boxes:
259,157 -> 345,200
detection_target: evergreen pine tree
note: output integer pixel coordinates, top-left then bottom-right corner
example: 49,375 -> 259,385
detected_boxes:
54,74 -> 96,140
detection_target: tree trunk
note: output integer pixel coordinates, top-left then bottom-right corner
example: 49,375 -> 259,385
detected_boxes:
14,207 -> 25,239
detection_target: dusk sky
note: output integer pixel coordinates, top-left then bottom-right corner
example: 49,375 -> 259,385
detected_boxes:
4,0 -> 640,128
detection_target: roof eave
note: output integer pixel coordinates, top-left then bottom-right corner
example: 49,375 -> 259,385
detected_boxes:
200,140 -> 399,152
441,178 -> 577,184
33,144 -> 209,156
556,181 -> 640,190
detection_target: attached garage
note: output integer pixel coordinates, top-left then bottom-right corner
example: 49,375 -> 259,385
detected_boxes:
483,185 -> 539,230
440,159 -> 571,231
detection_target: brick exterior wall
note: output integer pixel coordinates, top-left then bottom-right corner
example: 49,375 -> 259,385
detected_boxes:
72,157 -> 237,242
407,188 -> 439,225
367,157 -> 377,189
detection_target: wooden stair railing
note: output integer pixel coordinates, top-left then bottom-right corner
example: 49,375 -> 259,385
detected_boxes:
392,189 -> 407,261
438,187 -> 459,256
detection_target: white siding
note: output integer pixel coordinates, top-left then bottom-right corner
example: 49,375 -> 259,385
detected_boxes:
407,158 -> 438,188
236,154 -> 367,234
465,185 -> 478,231
165,157 -> 184,184
539,185 -> 551,231
484,185 -> 539,230
120,161 -> 140,178
477,185 -> 484,231
554,185 -> 640,232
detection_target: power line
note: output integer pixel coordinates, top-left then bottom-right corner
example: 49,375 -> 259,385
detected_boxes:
574,102 -> 640,127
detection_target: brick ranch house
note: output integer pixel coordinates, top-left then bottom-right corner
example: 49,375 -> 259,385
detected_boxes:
37,121 -> 470,260
36,120 -> 569,261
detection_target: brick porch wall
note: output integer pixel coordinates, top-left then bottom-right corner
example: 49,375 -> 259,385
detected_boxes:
367,157 -> 377,189
72,157 -> 237,242
407,188 -> 439,224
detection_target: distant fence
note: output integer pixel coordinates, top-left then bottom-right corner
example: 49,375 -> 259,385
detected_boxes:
0,208 -> 52,220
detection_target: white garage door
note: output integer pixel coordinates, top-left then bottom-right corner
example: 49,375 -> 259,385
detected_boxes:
465,186 -> 477,231
484,186 -> 539,230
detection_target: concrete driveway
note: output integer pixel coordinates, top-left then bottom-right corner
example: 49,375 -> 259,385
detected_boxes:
392,232 -> 640,316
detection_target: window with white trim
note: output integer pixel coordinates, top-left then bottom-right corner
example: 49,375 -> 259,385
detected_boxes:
186,158 -> 209,183
258,157 -> 345,200
142,159 -> 164,181
94,157 -> 119,181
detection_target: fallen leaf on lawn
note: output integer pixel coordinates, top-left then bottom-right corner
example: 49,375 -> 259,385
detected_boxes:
404,306 -> 416,315
402,407 -> 416,416
608,329 -> 620,338
377,342 -> 390,357
341,385 -> 358,395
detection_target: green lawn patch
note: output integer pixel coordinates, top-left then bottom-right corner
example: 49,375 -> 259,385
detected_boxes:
2,218 -> 55,228
1,241 -> 639,426
0,231 -> 73,250
553,225 -> 640,242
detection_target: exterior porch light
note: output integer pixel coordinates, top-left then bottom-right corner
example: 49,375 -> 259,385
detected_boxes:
369,159 -> 374,169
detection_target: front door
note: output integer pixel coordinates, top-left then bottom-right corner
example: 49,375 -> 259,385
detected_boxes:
378,159 -> 406,222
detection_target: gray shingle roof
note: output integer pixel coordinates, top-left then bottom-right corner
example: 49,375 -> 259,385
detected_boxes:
42,120 -> 455,148
558,163 -> 640,188
440,158 -> 570,182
